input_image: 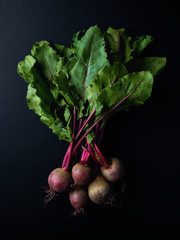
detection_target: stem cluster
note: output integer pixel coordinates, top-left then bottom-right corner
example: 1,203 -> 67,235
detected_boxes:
61,107 -> 108,171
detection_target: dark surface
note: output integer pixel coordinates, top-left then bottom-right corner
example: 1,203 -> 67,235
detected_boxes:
0,0 -> 179,237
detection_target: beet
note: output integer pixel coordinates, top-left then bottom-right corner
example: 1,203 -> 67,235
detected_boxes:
88,175 -> 113,205
101,157 -> 125,182
72,163 -> 92,186
69,188 -> 88,215
48,168 -> 71,192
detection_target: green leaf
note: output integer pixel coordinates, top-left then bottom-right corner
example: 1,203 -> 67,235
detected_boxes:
104,27 -> 132,63
26,84 -> 42,115
31,41 -> 61,81
71,29 -> 86,49
40,114 -> 72,142
18,53 -> 73,142
53,70 -> 78,106
95,61 -> 128,89
104,27 -> 153,63
97,71 -> 154,114
84,61 -> 128,115
26,84 -> 72,141
131,35 -> 154,57
53,43 -> 73,59
29,86 -> 72,142
31,41 -> 78,106
126,57 -> 167,77
17,55 -> 36,83
64,106 -> 71,122
18,55 -> 54,115
70,25 -> 109,99
77,99 -> 85,119
87,131 -> 95,145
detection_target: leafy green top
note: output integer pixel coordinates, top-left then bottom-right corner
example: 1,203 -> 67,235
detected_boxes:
17,25 -> 166,142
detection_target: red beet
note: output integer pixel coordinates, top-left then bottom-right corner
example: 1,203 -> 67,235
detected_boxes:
44,168 -> 71,203
72,163 -> 92,186
48,168 -> 71,192
69,188 -> 88,215
101,157 -> 125,182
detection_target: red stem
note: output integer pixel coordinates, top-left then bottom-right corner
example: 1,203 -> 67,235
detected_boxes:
62,142 -> 72,169
72,107 -> 76,141
87,141 -> 100,165
62,146 -> 69,169
80,147 -> 90,163
62,141 -> 73,170
93,143 -> 108,166
62,107 -> 76,170
75,108 -> 96,141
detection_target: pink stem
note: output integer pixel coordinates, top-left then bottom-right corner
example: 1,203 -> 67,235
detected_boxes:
62,142 -> 71,169
72,118 -> 82,161
92,144 -> 106,166
81,146 -> 86,160
75,108 -> 96,141
72,107 -> 76,141
93,143 -> 108,167
80,147 -> 90,163
85,139 -> 104,166
62,141 -> 73,170
87,141 -> 100,164
62,153 -> 68,169
62,107 -> 76,170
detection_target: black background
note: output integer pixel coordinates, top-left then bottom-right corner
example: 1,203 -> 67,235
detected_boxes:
0,0 -> 179,237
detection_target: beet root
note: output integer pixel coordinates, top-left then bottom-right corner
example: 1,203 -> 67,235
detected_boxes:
101,157 -> 125,182
44,168 -> 71,203
69,188 -> 88,215
47,167 -> 71,193
88,175 -> 113,205
72,163 -> 92,186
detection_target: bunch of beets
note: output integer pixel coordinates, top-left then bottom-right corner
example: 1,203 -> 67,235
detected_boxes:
17,25 -> 166,215
46,122 -> 125,214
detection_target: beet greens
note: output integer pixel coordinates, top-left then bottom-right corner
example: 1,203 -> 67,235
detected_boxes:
17,25 -> 166,212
